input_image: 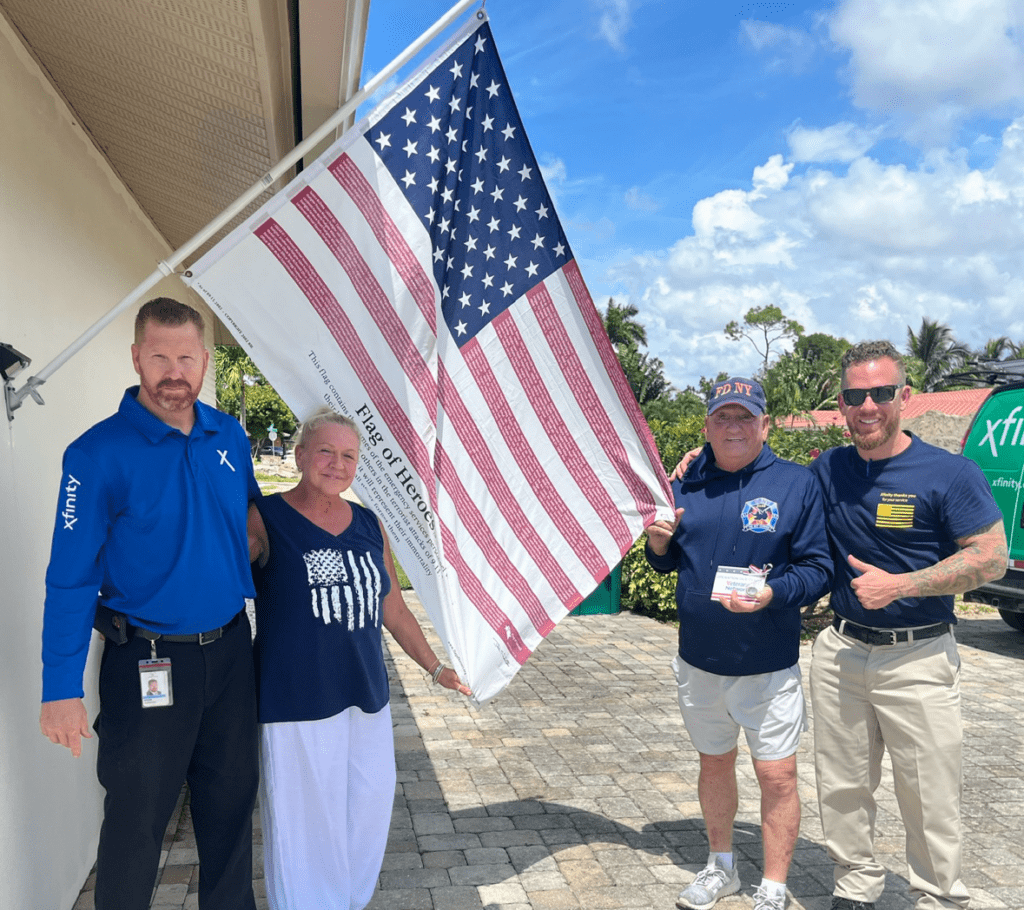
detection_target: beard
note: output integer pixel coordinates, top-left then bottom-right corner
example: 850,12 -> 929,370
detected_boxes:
146,378 -> 199,413
847,412 -> 900,451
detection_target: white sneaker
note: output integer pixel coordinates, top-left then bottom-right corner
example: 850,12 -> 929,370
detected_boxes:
675,858 -> 741,909
752,884 -> 786,910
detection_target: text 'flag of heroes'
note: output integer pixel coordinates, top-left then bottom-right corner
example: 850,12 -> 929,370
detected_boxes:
186,13 -> 674,703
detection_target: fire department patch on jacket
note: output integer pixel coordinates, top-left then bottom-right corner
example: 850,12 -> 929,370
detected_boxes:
742,497 -> 779,533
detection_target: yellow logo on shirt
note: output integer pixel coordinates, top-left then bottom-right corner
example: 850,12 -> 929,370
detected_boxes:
875,493 -> 916,528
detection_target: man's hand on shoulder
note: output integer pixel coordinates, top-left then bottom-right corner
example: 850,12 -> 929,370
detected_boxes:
40,698 -> 91,758
668,447 -> 703,482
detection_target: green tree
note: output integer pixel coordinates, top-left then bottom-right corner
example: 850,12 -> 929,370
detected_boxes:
724,305 -> 804,372
241,384 -> 297,455
214,345 -> 296,454
215,346 -> 260,435
603,299 -> 647,349
697,372 -> 729,401
761,332 -> 849,416
974,336 -> 1021,361
617,345 -> 671,407
601,299 -> 679,411
905,318 -> 968,391
641,389 -> 705,423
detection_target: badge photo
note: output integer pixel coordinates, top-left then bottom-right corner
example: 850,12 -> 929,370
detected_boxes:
139,658 -> 173,708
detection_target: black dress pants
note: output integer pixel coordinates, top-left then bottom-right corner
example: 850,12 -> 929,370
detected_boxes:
93,611 -> 258,910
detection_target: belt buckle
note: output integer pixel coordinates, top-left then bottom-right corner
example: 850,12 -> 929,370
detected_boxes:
198,628 -> 219,646
864,627 -> 896,646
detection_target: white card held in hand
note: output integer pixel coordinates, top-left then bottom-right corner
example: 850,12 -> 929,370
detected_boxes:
711,565 -> 770,602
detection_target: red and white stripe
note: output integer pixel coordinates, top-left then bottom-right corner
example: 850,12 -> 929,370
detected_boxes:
189,134 -> 671,701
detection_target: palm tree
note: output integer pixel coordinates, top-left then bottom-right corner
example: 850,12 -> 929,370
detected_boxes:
602,299 -> 647,349
975,336 -> 1018,361
905,318 -> 968,391
215,346 -> 262,435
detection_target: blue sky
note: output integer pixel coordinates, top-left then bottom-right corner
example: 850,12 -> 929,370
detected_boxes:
361,0 -> 1024,390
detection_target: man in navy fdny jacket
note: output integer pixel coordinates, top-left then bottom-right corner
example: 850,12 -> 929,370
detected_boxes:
39,298 -> 259,910
646,377 -> 831,910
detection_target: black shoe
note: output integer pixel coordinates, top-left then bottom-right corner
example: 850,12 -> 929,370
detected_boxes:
830,899 -> 875,910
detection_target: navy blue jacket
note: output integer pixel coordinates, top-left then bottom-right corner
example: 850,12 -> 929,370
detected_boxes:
646,443 -> 832,676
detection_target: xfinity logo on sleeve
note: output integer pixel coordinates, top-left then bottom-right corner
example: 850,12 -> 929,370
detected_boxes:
62,475 -> 81,530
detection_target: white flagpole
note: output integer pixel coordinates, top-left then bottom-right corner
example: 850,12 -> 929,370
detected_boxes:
5,0 -> 483,419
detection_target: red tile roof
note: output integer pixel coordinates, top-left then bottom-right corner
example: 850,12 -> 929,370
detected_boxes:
783,388 -> 992,429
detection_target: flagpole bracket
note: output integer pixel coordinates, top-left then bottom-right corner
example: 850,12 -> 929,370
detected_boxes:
4,375 -> 45,422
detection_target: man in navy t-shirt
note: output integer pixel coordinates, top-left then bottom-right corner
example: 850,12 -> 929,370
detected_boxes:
647,377 -> 831,910
39,298 -> 259,910
809,340 -> 1006,910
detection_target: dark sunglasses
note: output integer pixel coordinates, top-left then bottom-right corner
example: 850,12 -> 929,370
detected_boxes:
840,385 -> 902,407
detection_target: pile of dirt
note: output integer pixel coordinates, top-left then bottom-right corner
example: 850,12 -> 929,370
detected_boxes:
902,411 -> 973,453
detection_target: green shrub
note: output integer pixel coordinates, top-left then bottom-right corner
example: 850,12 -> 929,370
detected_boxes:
646,415 -> 706,472
767,423 -> 849,465
621,537 -> 677,623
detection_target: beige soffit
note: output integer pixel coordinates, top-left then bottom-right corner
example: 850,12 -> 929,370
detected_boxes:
0,0 -> 369,269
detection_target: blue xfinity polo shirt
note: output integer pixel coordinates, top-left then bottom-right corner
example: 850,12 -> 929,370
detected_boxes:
42,387 -> 259,701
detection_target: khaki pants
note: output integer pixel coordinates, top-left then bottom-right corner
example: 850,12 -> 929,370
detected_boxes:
810,624 -> 969,910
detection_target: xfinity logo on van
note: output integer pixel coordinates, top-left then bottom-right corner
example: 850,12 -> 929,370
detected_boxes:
975,405 -> 1024,457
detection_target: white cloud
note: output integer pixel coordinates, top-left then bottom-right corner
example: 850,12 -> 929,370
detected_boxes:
693,190 -> 767,244
752,155 -> 793,194
787,121 -> 883,162
624,186 -> 662,212
606,117 -> 1024,387
739,20 -> 817,71
829,0 -> 1024,142
591,0 -> 632,51
685,156 -> 797,269
539,157 -> 567,185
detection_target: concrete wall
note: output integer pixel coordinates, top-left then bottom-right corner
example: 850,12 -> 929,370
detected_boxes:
0,17 -> 215,909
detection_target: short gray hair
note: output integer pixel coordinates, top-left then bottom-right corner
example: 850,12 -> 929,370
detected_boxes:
295,406 -> 361,448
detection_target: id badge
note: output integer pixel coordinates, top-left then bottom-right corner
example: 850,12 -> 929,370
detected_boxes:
711,564 -> 771,602
139,658 -> 173,708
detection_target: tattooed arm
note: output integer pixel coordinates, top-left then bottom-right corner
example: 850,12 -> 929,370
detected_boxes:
847,521 -> 1008,611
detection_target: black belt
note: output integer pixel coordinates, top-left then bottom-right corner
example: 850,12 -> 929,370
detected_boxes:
832,615 -> 949,646
130,611 -> 242,645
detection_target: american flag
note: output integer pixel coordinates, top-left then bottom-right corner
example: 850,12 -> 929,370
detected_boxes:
187,14 -> 673,702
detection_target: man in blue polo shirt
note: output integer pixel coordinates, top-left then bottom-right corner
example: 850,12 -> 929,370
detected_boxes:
40,298 -> 259,910
648,377 -> 831,910
809,341 -> 1007,910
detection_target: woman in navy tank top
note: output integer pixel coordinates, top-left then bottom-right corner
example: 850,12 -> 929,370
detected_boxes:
247,406 -> 471,910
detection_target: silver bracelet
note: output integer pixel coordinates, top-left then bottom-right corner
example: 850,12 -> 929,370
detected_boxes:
431,662 -> 446,684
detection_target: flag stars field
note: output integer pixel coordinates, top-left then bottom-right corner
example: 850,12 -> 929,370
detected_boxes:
370,26 -> 569,345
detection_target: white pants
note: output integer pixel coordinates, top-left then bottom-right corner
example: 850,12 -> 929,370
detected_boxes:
259,704 -> 396,910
